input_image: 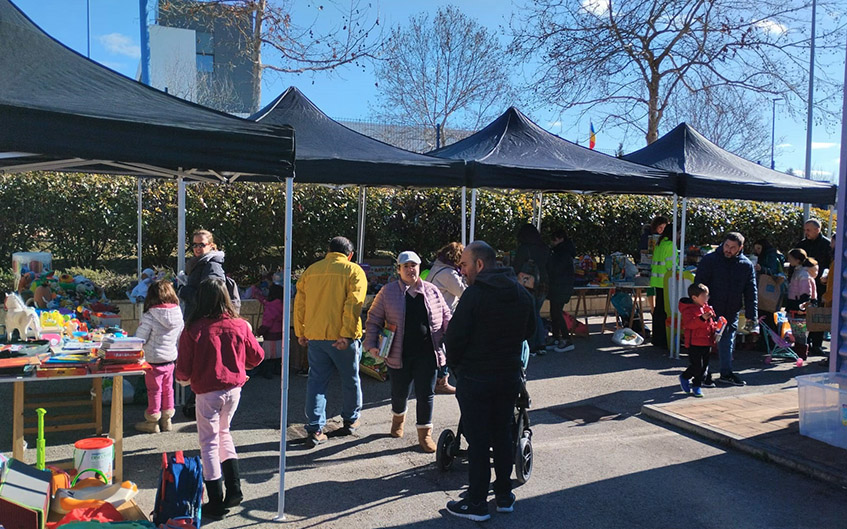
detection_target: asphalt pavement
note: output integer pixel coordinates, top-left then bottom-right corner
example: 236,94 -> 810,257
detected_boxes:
2,318 -> 845,528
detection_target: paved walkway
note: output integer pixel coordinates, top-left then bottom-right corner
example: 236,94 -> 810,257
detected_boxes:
643,388 -> 847,489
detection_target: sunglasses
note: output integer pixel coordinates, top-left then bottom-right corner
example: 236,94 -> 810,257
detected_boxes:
191,242 -> 209,249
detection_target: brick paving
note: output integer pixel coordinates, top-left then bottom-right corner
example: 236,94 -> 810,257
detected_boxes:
643,389 -> 847,488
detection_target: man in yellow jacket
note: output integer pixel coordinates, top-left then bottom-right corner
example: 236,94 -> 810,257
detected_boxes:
294,236 -> 368,448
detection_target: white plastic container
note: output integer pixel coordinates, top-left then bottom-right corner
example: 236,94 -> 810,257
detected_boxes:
797,372 -> 847,450
12,251 -> 52,285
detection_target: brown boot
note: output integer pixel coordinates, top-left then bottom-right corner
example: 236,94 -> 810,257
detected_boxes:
159,408 -> 175,432
135,412 -> 161,433
417,426 -> 436,453
390,412 -> 405,438
435,376 -> 456,395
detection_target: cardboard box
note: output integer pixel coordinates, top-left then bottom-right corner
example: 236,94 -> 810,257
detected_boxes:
805,306 -> 832,332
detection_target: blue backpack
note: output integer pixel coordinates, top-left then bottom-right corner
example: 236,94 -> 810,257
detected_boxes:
153,451 -> 204,527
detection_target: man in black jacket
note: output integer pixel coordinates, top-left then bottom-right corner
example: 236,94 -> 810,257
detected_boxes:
444,241 -> 535,521
797,219 -> 831,355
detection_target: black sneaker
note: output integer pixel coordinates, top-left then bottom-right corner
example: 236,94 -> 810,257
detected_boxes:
341,419 -> 360,435
446,498 -> 490,521
717,374 -> 746,386
701,377 -> 716,388
495,492 -> 516,513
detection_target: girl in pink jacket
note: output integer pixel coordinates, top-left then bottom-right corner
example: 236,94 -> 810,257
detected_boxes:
787,248 -> 818,311
364,251 -> 451,453
253,283 -> 284,378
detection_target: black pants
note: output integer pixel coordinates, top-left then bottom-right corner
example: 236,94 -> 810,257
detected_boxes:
388,352 -> 437,425
549,293 -> 571,341
456,370 -> 522,504
652,288 -> 667,349
681,345 -> 710,387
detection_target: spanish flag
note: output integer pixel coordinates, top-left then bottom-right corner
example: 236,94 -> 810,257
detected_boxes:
589,122 -> 596,150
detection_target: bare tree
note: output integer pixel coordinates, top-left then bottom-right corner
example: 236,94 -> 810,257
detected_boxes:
509,0 -> 845,145
160,0 -> 381,113
373,6 -> 514,151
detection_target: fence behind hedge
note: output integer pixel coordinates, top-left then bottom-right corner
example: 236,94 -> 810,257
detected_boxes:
0,172 -> 834,284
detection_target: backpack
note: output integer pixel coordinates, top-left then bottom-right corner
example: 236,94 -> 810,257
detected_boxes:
225,276 -> 241,314
153,451 -> 204,527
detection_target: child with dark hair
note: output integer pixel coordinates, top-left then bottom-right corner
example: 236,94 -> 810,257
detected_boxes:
678,283 -> 719,398
786,248 -> 818,311
253,282 -> 284,378
176,279 -> 264,520
134,279 -> 184,433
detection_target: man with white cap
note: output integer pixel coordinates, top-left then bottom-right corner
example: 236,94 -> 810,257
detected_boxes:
294,236 -> 368,448
129,268 -> 156,303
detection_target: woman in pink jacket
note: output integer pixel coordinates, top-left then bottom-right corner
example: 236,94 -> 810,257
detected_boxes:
364,251 -> 451,453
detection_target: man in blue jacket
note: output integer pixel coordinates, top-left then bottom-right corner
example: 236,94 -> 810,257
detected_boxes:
694,232 -> 757,386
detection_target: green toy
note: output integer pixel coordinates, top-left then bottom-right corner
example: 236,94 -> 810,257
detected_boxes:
36,407 -> 46,471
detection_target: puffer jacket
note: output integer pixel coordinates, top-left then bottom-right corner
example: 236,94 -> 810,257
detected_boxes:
445,267 -> 535,374
179,250 -> 226,318
427,259 -> 466,312
679,298 -> 718,348
694,244 -> 757,319
364,279 -> 450,369
135,303 -> 184,364
788,266 -> 817,301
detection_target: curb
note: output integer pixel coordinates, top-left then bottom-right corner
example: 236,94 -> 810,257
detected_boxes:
642,403 -> 847,490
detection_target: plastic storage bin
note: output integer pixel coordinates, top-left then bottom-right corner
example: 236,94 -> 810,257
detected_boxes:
797,372 -> 847,449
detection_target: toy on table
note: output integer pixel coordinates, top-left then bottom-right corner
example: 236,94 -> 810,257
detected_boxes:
3,292 -> 41,342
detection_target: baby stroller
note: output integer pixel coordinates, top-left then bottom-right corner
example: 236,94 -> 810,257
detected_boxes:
435,342 -> 533,484
759,313 -> 800,364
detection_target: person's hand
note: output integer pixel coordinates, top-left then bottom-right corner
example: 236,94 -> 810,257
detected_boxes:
333,337 -> 351,350
176,379 -> 191,387
755,263 -> 761,271
298,336 -> 308,347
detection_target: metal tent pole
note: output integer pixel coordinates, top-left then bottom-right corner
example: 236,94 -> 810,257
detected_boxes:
356,187 -> 366,264
177,177 -> 186,273
137,178 -> 143,280
669,195 -> 679,358
461,187 -> 467,246
828,36 -> 847,373
675,198 -> 688,358
275,176 -> 294,519
535,192 -> 544,231
469,189 -> 478,242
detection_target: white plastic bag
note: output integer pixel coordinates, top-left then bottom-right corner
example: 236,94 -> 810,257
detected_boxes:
611,327 -> 644,346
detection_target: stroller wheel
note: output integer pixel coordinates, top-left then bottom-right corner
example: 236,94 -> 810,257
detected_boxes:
436,429 -> 456,471
764,355 -> 772,364
515,433 -> 533,484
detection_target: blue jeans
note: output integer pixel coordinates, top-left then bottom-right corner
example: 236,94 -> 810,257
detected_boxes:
304,339 -> 362,434
718,315 -> 739,377
388,351 -> 437,426
456,370 -> 522,504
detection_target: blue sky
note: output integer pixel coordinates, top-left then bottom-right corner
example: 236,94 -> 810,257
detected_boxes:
11,0 -> 844,182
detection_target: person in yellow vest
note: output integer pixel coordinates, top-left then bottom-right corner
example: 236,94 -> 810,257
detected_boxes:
650,230 -> 678,350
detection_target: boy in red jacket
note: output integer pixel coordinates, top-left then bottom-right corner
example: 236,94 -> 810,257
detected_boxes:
678,283 -> 718,397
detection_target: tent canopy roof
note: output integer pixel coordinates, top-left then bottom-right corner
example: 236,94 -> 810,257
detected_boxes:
0,0 -> 294,182
250,87 -> 465,187
429,107 -> 676,194
623,123 -> 836,204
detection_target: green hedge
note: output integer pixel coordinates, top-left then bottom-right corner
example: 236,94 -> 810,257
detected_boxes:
0,173 -> 835,287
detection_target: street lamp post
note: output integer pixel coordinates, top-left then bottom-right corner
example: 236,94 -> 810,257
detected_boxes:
771,98 -> 782,170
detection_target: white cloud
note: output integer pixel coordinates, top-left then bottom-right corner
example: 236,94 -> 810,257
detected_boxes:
812,142 -> 837,150
548,121 -> 562,127
754,19 -> 788,35
777,143 -> 792,148
580,0 -> 609,17
99,33 -> 140,59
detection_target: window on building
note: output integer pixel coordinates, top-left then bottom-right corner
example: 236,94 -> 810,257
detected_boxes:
196,31 -> 214,73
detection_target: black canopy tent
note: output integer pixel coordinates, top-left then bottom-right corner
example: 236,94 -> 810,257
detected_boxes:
623,122 -> 837,204
429,107 -> 676,193
0,0 -> 295,182
0,0 -> 300,519
250,87 -> 465,187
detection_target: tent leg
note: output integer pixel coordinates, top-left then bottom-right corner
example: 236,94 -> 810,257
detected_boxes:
669,195 -> 678,359
469,189 -> 478,243
461,187 -> 467,246
356,187 -> 366,264
137,178 -> 143,280
276,176 -> 294,521
177,177 -> 186,273
675,198 -> 688,358
535,192 -> 543,231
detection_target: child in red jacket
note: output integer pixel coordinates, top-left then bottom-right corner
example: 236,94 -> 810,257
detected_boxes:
678,283 -> 718,398
176,278 -> 264,520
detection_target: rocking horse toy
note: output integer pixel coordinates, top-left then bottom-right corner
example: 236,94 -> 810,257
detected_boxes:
4,292 -> 41,342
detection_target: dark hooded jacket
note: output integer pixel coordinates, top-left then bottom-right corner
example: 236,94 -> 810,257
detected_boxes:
180,250 -> 226,319
694,244 -> 757,320
445,267 -> 535,373
548,238 -> 576,300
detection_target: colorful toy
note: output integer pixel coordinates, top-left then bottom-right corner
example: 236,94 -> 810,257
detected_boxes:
35,408 -> 46,470
4,293 -> 41,342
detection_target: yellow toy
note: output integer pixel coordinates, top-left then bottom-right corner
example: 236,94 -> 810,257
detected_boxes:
52,476 -> 138,514
40,310 -> 64,330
